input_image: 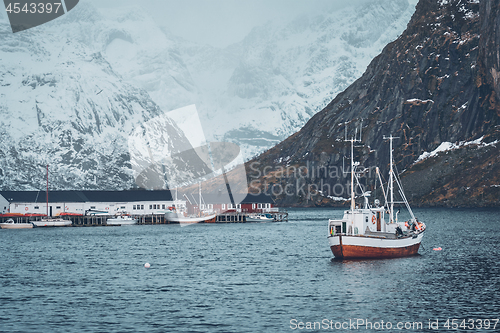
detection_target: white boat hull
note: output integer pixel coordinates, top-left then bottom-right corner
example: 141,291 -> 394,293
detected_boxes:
165,213 -> 217,224
106,218 -> 137,226
0,222 -> 33,229
246,216 -> 273,222
328,231 -> 424,259
32,220 -> 72,227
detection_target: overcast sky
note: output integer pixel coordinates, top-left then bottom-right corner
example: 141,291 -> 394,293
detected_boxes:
88,0 -> 419,48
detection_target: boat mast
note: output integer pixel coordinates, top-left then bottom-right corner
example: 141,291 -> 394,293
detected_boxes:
46,164 -> 49,217
389,136 -> 394,223
345,128 -> 361,212
384,135 -> 399,223
198,182 -> 202,215
350,138 -> 355,212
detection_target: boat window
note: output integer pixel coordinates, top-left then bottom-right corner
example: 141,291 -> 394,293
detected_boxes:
365,216 -> 368,223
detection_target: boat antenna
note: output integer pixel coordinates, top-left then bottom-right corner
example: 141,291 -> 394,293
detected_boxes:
359,120 -> 362,141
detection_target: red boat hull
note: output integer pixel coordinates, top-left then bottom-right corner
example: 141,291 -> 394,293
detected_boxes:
331,243 -> 421,259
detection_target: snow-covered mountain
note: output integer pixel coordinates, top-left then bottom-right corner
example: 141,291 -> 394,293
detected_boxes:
0,6 -> 190,190
95,0 -> 417,158
0,0 -> 416,190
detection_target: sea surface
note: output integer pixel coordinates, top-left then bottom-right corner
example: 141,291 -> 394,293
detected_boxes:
1,208 -> 499,333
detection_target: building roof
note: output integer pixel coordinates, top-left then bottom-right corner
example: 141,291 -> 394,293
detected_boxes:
0,190 -> 173,203
199,192 -> 274,204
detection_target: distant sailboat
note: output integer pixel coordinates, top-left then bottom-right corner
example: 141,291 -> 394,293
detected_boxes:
31,165 -> 72,227
164,183 -> 216,225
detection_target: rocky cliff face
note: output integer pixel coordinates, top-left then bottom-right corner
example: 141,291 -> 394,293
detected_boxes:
246,0 -> 500,207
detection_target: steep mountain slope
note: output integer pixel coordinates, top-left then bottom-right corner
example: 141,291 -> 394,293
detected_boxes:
0,6 -> 191,190
246,0 -> 500,207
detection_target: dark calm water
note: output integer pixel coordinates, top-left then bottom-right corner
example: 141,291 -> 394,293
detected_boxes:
1,208 -> 499,333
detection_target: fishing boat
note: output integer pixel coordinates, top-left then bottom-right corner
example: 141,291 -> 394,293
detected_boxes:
32,218 -> 72,227
328,135 -> 426,259
106,215 -> 138,226
0,218 -> 34,229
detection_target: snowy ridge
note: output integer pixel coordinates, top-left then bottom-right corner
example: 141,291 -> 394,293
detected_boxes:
0,6 -> 190,190
414,137 -> 499,164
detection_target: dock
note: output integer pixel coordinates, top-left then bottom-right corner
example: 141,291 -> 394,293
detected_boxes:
0,210 -> 288,227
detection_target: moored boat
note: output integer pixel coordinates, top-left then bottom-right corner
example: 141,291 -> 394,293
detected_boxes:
106,215 -> 138,226
328,135 -> 426,259
0,218 -> 34,229
246,213 -> 274,222
164,210 -> 217,225
32,218 -> 72,227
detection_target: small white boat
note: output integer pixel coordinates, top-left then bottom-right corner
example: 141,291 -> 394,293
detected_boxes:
85,209 -> 111,216
246,214 -> 274,222
32,218 -> 72,227
0,219 -> 34,229
106,215 -> 137,226
164,211 -> 217,225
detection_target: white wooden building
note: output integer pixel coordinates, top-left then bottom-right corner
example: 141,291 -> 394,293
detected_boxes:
0,190 -> 184,216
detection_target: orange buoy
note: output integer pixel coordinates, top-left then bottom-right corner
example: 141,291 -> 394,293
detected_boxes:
433,247 -> 442,251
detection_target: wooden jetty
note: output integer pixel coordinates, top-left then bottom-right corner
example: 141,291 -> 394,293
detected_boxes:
0,210 -> 288,227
